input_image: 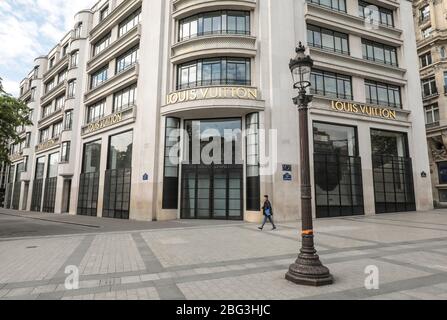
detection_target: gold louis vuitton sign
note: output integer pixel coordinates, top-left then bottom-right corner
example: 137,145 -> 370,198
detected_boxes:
85,113 -> 123,135
166,86 -> 258,105
36,139 -> 59,152
331,101 -> 397,120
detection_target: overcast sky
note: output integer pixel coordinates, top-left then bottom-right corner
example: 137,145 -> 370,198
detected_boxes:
0,0 -> 97,97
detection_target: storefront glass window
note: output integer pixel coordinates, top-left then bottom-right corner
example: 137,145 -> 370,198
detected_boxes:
371,129 -> 415,214
163,118 -> 181,210
43,152 -> 59,213
78,140 -> 102,217
313,122 -> 364,218
246,113 -> 260,211
104,131 -> 133,220
438,162 -> 447,185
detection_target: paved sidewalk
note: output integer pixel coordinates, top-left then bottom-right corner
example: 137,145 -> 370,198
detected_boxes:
0,209 -> 447,300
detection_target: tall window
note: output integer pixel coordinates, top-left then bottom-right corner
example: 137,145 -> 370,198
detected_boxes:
33,66 -> 39,79
362,39 -> 398,66
371,129 -> 415,214
91,67 -> 108,89
310,69 -> 353,100
116,45 -> 139,73
307,24 -> 349,54
45,79 -> 55,93
358,1 -> 394,28
42,104 -> 52,119
55,95 -> 65,110
30,87 -> 36,101
64,111 -> 73,130
113,84 -> 137,112
57,69 -> 67,84
422,27 -> 433,39
93,33 -> 111,56
365,80 -> 401,108
31,157 -> 45,211
177,57 -> 251,90
43,153 -> 60,213
49,57 -> 55,69
422,77 -> 438,97
179,10 -> 250,41
425,104 -> 440,126
82,140 -> 102,174
52,121 -> 63,138
420,5 -> 430,22
100,5 -> 109,21
39,127 -> 51,143
162,118 -> 180,210
78,140 -> 101,217
70,50 -> 79,68
25,132 -> 31,148
118,8 -> 141,37
61,142 -> 71,162
104,131 -> 133,219
313,122 -> 364,218
307,0 -> 346,12
420,51 -> 432,68
87,100 -> 106,123
246,113 -> 260,211
62,44 -> 69,57
67,79 -> 76,98
74,22 -> 83,38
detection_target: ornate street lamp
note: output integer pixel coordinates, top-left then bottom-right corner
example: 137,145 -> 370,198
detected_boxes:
285,43 -> 333,287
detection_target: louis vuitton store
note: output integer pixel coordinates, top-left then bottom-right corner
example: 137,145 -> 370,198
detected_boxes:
313,121 -> 416,218
308,93 -> 425,220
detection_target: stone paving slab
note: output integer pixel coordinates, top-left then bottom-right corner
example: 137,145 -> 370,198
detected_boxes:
1,209 -> 447,300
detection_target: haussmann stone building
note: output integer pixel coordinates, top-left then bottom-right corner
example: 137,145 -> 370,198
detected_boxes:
3,0 -> 434,222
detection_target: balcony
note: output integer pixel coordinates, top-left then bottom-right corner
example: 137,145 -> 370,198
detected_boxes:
40,80 -> 66,106
426,121 -> 440,129
172,0 -> 256,19
309,47 -> 406,83
87,24 -> 141,73
89,0 -> 142,41
38,108 -> 64,129
172,34 -> 257,64
42,55 -> 69,82
84,63 -> 139,105
305,2 -> 403,44
422,92 -> 439,101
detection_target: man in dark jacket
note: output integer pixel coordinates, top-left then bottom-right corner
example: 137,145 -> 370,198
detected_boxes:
259,195 -> 277,231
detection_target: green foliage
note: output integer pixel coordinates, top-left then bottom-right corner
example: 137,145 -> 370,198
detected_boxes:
0,77 -> 33,164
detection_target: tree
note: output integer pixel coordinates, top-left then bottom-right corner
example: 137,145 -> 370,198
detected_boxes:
0,77 -> 33,164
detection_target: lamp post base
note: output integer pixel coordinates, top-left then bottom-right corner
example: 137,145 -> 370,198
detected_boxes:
286,252 -> 334,287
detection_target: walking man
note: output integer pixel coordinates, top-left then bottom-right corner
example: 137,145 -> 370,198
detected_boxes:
259,195 -> 277,231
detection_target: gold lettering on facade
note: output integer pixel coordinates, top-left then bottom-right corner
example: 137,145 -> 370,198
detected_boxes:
331,101 -> 397,120
36,139 -> 57,152
166,86 -> 259,105
85,113 -> 123,135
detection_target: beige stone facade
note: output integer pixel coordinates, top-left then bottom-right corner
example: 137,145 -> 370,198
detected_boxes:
414,0 -> 447,206
4,0 -> 433,222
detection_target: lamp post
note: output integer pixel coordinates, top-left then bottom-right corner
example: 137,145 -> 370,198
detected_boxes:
285,43 -> 333,287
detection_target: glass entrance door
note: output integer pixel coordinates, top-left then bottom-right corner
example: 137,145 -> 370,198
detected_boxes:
181,165 -> 243,220
181,118 -> 243,220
